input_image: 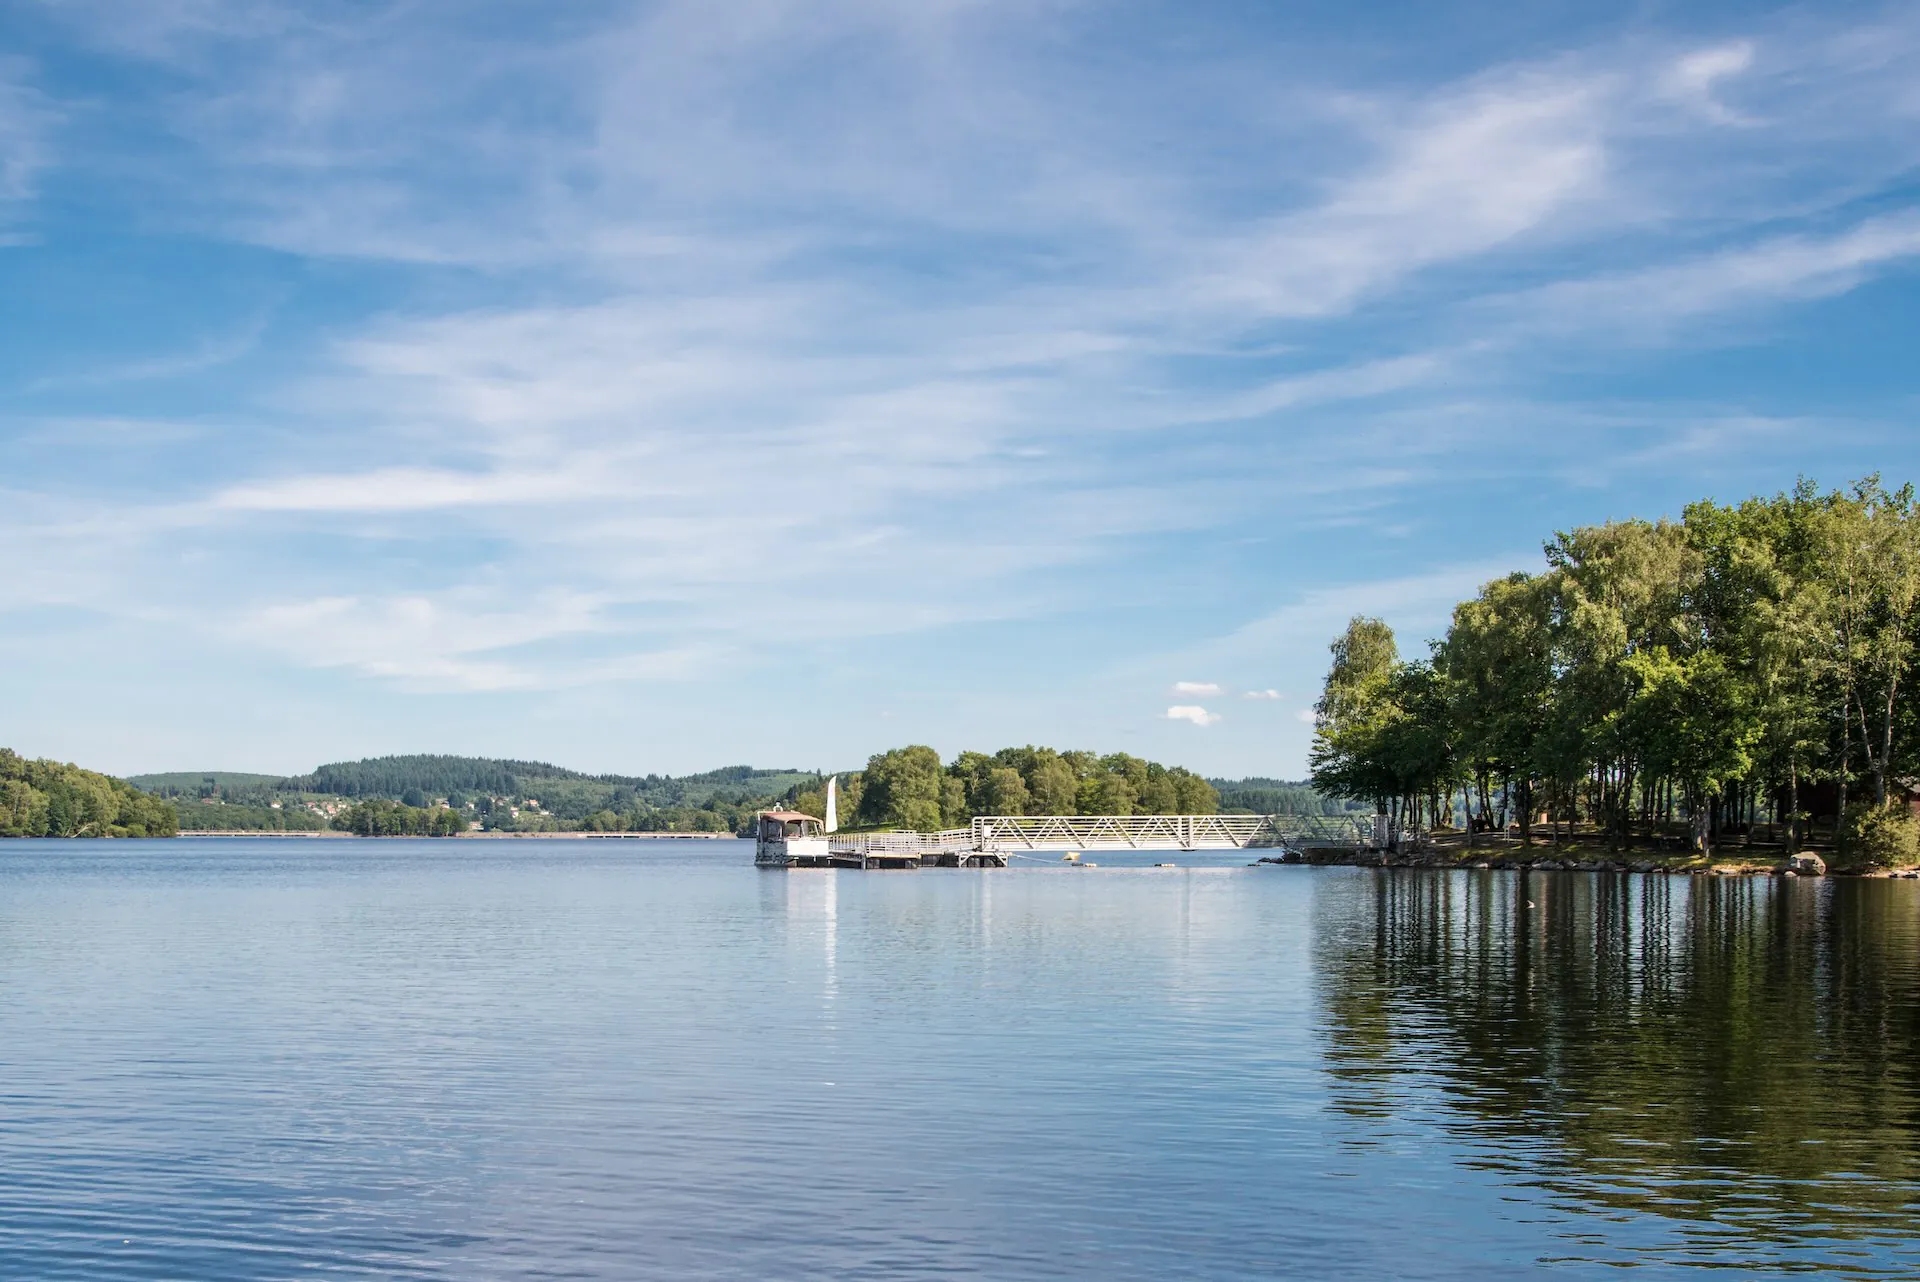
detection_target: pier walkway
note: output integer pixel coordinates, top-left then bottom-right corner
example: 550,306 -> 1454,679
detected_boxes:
816,813 -> 1368,868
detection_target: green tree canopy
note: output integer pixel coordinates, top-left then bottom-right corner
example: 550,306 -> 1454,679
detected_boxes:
0,749 -> 179,838
1304,476 -> 1920,860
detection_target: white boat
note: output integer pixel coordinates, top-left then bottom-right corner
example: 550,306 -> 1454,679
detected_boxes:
754,809 -> 832,868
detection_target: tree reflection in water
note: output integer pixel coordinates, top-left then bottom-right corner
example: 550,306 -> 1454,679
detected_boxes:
1315,870 -> 1920,1269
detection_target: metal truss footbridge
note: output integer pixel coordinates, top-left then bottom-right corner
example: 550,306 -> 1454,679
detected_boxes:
822,813 -> 1366,863
969,813 -> 1366,852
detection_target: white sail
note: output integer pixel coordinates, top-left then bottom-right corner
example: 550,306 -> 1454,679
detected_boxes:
825,775 -> 838,833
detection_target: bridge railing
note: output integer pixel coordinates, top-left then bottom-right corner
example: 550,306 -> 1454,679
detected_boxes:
821,814 -> 1371,856
829,829 -> 977,856
971,813 -> 1368,851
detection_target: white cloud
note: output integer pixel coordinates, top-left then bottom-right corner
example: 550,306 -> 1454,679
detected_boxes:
234,591 -> 600,689
1195,66 -> 1612,318
1166,705 -> 1221,727
0,61 -> 53,238
1659,41 -> 1756,124
1294,708 -> 1317,725
1242,689 -> 1283,700
29,320 -> 267,391
1495,212 -> 1920,341
16,1 -> 1920,731
1168,558 -> 1525,672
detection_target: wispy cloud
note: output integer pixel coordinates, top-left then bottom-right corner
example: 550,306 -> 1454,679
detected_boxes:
1657,41 -> 1756,125
1495,212 -> 1920,340
1159,558 -> 1529,678
230,590 -> 711,692
28,319 -> 267,391
0,59 -> 53,239
9,3 -> 1920,773
1198,67 -> 1611,318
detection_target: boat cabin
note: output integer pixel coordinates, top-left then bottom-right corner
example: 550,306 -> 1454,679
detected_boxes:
755,809 -> 831,867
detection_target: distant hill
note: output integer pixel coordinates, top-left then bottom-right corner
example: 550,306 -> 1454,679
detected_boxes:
125,771 -> 288,797
274,755 -> 819,808
282,755 -> 593,799
121,753 -> 1316,837
1208,777 -> 1365,816
127,754 -> 826,832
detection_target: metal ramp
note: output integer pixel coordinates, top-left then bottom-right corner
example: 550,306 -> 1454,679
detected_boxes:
815,814 -> 1368,867
970,813 -> 1366,853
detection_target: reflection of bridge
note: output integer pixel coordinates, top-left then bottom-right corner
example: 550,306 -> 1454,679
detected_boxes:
822,813 -> 1367,868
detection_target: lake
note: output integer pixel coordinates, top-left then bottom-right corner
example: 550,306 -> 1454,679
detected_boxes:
2,839 -> 1918,1279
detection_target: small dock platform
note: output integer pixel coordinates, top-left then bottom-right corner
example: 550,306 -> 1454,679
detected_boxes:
785,849 -> 1009,870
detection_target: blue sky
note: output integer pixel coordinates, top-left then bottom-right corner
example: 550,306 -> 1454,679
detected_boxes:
3,0 -> 1919,780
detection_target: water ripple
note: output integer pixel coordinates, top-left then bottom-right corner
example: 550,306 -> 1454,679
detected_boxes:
2,843 -> 1918,1277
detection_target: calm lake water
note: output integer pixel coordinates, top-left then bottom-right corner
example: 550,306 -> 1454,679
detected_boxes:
3,839 -> 1919,1279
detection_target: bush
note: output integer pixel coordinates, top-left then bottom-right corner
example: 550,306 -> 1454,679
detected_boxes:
1836,802 -> 1920,869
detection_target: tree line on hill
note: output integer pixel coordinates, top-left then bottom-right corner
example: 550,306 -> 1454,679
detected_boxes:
274,755 -> 816,810
1308,477 -> 1920,860
307,748 -> 1235,836
128,756 -> 822,834
0,749 -> 179,838
17,748 -> 1333,840
1210,778 -> 1368,817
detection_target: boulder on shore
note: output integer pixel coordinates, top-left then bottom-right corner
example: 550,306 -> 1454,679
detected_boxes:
1788,852 -> 1827,877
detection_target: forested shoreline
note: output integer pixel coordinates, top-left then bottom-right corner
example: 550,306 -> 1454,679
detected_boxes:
1309,477 -> 1920,863
0,750 -> 179,838
4,747 -> 1277,840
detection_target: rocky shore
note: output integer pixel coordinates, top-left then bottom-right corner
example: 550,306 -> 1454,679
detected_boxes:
1255,848 -> 1919,878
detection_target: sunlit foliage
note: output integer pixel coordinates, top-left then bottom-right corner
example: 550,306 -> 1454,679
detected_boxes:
1309,477 -> 1920,860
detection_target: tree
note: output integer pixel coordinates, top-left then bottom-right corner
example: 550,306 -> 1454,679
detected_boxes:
1618,647 -> 1761,852
1545,518 -> 1696,848
1309,616 -> 1402,814
1439,573 -> 1554,844
1821,478 -> 1920,809
856,745 -> 948,830
1169,767 -> 1219,814
997,747 -> 1079,814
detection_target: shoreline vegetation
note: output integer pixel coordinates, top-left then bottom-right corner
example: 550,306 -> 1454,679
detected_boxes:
1307,476 -> 1920,873
5,747 -> 1349,841
0,749 -> 179,838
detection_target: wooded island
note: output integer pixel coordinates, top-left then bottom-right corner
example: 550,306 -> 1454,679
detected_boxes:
1309,477 -> 1920,865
